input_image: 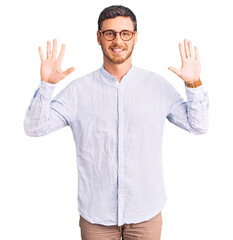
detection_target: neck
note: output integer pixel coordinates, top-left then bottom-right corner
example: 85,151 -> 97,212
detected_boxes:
103,57 -> 132,82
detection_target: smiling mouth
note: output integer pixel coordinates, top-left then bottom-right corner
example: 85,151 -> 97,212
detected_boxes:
111,48 -> 125,53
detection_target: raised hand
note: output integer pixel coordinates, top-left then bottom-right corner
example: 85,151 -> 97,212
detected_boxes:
38,39 -> 75,84
168,39 -> 201,84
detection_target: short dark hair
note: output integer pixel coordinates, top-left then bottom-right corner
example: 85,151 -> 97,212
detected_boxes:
98,5 -> 137,31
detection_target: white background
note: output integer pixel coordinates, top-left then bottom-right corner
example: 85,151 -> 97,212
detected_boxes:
0,0 -> 232,239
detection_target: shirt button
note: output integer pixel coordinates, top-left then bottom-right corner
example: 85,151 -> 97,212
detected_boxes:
118,170 -> 122,174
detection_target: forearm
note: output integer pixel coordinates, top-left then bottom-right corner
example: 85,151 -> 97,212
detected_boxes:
167,85 -> 209,135
24,81 -> 67,136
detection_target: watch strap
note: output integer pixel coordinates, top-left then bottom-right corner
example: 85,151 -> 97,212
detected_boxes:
185,79 -> 202,88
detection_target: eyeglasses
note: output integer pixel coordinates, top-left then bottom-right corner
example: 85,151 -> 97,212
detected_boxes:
99,29 -> 136,41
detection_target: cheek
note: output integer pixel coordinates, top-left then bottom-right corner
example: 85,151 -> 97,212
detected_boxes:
104,44 -> 112,51
126,43 -> 133,50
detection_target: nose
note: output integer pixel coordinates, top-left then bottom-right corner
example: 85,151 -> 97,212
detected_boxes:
112,32 -> 122,44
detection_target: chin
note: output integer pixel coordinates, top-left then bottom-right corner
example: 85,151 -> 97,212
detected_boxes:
111,58 -> 127,64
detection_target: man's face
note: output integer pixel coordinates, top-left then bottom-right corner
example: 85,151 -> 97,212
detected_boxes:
97,16 -> 138,65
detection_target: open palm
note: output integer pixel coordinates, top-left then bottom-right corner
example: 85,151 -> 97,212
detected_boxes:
168,39 -> 201,84
38,39 -> 75,84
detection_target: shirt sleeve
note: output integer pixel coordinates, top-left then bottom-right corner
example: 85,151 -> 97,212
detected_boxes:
24,80 -> 76,137
166,84 -> 209,135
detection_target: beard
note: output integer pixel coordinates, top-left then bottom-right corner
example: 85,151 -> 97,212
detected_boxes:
100,42 -> 134,64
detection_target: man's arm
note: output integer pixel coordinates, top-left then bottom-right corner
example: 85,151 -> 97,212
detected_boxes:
166,39 -> 209,135
166,85 -> 209,135
24,39 -> 75,137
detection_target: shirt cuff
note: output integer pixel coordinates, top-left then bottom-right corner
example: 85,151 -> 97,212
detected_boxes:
38,80 -> 56,98
185,85 -> 206,101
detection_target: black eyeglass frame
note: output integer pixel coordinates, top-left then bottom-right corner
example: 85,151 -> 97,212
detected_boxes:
99,29 -> 136,41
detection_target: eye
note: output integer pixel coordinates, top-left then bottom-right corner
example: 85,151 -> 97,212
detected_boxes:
122,31 -> 131,36
105,31 -> 114,36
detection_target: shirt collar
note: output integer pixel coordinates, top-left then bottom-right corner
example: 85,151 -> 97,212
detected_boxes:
100,64 -> 135,88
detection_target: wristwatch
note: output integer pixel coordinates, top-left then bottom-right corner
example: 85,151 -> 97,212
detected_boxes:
185,79 -> 202,88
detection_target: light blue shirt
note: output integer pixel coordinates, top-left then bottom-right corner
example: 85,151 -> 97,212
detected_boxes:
24,65 -> 209,226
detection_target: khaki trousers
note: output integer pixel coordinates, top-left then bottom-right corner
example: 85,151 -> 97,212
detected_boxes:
79,211 -> 162,240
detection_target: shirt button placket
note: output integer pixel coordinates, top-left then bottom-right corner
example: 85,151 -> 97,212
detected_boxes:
117,86 -> 125,226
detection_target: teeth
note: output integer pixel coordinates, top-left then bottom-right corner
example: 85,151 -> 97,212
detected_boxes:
112,49 -> 124,51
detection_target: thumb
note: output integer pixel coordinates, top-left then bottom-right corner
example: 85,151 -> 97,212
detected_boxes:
63,67 -> 75,76
168,66 -> 181,77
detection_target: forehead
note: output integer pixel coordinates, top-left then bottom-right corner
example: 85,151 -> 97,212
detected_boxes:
101,16 -> 134,31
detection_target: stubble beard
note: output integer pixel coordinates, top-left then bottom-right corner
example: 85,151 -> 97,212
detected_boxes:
101,42 -> 134,64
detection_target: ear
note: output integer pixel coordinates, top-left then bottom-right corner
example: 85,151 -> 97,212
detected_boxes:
134,31 -> 138,46
97,30 -> 101,45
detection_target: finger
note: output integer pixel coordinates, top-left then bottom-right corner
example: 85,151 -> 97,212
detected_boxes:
168,66 -> 181,77
52,39 -> 57,59
194,46 -> 200,60
179,42 -> 185,62
184,39 -> 190,58
63,67 -> 75,76
188,40 -> 194,58
38,46 -> 45,61
47,40 -> 52,59
58,44 -> 66,63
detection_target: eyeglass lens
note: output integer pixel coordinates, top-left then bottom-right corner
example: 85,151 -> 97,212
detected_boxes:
103,30 -> 133,41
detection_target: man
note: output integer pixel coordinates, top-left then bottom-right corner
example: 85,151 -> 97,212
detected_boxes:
24,5 -> 209,240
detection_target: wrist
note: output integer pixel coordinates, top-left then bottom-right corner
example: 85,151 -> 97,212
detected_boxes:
41,79 -> 57,84
41,79 -> 57,87
185,79 -> 202,88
